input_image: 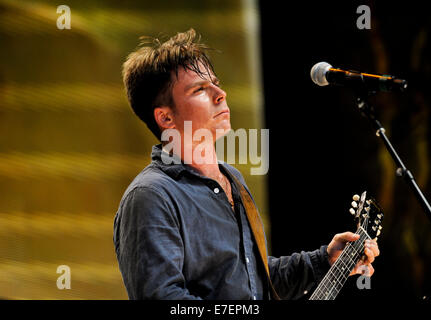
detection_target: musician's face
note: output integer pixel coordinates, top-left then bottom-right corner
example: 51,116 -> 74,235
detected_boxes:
169,63 -> 231,140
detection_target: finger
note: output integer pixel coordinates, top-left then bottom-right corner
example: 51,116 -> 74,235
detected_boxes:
367,264 -> 375,277
365,240 -> 380,257
363,246 -> 375,264
350,260 -> 364,276
360,263 -> 374,277
352,262 -> 374,277
333,232 -> 360,243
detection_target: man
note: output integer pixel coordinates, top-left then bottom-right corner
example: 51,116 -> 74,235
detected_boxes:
113,29 -> 380,300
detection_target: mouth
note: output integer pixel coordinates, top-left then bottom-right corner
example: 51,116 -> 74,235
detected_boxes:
214,109 -> 230,118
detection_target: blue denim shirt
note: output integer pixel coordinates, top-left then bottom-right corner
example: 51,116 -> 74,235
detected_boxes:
113,144 -> 330,300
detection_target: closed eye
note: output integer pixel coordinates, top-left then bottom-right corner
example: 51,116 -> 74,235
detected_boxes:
193,86 -> 205,93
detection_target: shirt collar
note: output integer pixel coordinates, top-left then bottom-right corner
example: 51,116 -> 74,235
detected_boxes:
151,144 -> 228,181
151,144 -> 187,180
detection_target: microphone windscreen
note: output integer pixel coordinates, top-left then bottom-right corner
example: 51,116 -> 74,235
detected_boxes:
310,62 -> 332,86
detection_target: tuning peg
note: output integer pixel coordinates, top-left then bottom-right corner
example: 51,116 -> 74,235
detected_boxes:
377,213 -> 383,219
374,219 -> 380,225
351,201 -> 358,208
349,208 -> 356,215
365,206 -> 370,212
376,229 -> 381,237
352,194 -> 360,201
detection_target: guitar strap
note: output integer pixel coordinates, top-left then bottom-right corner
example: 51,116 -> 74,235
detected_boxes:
223,167 -> 281,300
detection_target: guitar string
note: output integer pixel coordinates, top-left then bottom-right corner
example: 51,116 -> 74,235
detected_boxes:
327,228 -> 368,300
311,235 -> 366,300
312,201 -> 380,300
311,231 -> 367,300
310,202 -> 380,300
327,230 -> 368,299
310,232 -> 362,299
324,228 -> 368,300
310,227 -> 369,300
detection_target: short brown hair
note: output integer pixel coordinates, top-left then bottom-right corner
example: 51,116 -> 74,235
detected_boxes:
122,28 -> 216,140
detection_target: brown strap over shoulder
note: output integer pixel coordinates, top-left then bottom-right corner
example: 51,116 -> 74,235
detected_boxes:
223,168 -> 281,300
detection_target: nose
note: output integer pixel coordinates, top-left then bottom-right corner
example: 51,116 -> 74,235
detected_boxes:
213,85 -> 227,104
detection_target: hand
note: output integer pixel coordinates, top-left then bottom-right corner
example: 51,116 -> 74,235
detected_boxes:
327,232 -> 380,276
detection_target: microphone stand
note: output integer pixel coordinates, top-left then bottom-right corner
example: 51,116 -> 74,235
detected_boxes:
354,91 -> 431,223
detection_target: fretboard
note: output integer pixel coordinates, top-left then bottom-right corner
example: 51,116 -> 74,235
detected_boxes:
309,227 -> 370,300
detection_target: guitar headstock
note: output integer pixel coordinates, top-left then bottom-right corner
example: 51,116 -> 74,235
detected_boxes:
349,191 -> 384,240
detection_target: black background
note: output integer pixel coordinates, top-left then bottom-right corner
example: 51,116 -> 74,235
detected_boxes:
259,1 -> 431,300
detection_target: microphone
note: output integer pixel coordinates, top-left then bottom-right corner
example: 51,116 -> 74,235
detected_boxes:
310,62 -> 408,92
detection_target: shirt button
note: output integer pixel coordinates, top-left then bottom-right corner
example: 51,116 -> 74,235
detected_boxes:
304,290 -> 308,295
214,187 -> 220,194
246,257 -> 250,263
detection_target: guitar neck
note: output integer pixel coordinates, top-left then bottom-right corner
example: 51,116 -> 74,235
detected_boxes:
309,227 -> 370,300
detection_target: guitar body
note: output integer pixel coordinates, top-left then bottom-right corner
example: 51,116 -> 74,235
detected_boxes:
309,191 -> 383,300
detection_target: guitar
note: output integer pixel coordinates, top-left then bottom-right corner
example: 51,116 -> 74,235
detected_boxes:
309,191 -> 383,300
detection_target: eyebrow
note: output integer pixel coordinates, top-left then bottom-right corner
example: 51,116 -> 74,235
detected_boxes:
185,78 -> 220,92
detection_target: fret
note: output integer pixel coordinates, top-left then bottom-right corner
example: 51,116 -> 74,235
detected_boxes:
349,244 -> 360,258
331,263 -> 348,282
309,227 -> 371,300
329,272 -> 344,293
337,253 -> 350,273
327,269 -> 343,288
331,263 -> 347,280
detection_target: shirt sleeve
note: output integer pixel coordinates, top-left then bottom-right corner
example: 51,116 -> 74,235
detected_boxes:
113,186 -> 202,300
268,245 -> 331,300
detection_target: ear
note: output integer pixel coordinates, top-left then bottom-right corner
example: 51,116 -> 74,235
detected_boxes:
154,106 -> 175,130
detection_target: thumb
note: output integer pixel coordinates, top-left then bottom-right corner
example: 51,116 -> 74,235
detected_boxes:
333,232 -> 360,243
